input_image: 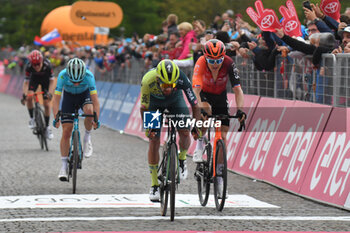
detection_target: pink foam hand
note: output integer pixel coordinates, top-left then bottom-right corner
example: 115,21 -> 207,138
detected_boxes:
320,0 -> 341,21
246,0 -> 282,32
279,0 -> 302,37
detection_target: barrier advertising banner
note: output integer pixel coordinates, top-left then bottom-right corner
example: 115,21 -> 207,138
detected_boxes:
262,101 -> 331,193
97,81 -> 112,113
100,83 -> 129,128
0,74 -> 11,93
112,84 -> 140,131
300,107 -> 350,209
232,98 -> 294,179
124,93 -> 147,140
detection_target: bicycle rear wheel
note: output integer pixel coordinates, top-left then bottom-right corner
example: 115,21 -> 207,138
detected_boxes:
72,130 -> 79,194
169,142 -> 177,221
196,137 -> 211,206
213,139 -> 227,211
159,145 -> 169,216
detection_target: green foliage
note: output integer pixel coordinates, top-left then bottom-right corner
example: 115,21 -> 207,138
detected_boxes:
0,0 -> 349,47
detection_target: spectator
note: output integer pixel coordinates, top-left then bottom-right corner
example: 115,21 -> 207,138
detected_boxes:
210,14 -> 221,32
167,14 -> 178,38
176,22 -> 197,60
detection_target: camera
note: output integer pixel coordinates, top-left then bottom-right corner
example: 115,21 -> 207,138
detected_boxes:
303,1 -> 312,11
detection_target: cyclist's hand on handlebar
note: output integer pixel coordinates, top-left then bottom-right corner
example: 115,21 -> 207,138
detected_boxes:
20,93 -> 26,106
236,109 -> 247,131
145,128 -> 157,139
53,119 -> 60,128
191,126 -> 203,140
43,92 -> 52,100
92,120 -> 100,130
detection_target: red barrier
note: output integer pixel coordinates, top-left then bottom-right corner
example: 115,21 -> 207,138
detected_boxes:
300,108 -> 350,210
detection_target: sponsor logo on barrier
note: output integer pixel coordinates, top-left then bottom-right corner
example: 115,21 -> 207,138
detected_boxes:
310,132 -> 350,196
240,108 -> 286,171
272,115 -> 324,183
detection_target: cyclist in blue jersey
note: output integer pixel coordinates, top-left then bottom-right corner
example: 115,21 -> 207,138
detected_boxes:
52,58 -> 100,181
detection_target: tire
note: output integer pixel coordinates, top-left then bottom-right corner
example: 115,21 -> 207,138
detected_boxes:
159,145 -> 169,216
35,106 -> 48,151
196,137 -> 211,206
169,142 -> 177,221
72,130 -> 79,194
213,139 -> 227,211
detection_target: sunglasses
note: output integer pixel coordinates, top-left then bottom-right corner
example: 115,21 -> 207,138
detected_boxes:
32,63 -> 41,67
160,83 -> 176,89
206,57 -> 224,65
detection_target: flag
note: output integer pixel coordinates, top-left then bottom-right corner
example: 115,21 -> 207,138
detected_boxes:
34,28 -> 62,46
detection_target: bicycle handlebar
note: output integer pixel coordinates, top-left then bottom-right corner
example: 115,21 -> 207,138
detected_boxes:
55,111 -> 98,123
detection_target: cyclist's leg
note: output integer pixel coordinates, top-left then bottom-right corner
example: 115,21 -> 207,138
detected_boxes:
148,99 -> 163,201
169,92 -> 190,179
26,79 -> 38,128
80,90 -> 94,157
58,92 -> 76,181
193,91 -> 212,162
41,79 -> 51,127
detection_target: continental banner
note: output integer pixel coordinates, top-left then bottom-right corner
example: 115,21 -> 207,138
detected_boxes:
70,1 -> 123,28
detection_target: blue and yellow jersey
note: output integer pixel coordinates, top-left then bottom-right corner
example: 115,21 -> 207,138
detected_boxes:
55,69 -> 97,95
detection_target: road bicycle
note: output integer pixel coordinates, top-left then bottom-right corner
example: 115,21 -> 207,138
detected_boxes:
55,108 -> 97,194
26,91 -> 48,151
194,114 -> 244,211
157,110 -> 180,221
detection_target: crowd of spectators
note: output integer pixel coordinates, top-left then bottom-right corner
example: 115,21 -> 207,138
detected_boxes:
2,3 -> 350,105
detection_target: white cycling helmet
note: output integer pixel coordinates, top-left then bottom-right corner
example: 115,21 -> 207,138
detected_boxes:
66,58 -> 86,83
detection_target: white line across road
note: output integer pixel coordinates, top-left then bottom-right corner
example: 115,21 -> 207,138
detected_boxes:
0,194 -> 279,209
1,215 -> 350,222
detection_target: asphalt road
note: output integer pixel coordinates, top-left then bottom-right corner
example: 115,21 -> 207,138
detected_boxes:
0,93 -> 349,232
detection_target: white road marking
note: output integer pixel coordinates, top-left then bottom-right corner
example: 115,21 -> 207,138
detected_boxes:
1,215 -> 350,222
0,194 -> 279,209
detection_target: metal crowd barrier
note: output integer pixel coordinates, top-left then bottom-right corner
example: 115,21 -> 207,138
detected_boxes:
5,53 -> 350,108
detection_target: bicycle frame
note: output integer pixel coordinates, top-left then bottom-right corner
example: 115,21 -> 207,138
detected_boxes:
164,120 -> 180,185
68,110 -> 83,165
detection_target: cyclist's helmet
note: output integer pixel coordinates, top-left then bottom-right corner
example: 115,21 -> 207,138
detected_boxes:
203,39 -> 226,59
156,59 -> 180,84
66,58 -> 86,83
28,50 -> 43,65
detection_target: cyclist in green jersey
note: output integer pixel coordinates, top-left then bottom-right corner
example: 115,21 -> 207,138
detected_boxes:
140,59 -> 201,202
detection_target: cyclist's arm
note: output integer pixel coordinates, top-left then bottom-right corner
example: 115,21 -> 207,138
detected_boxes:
22,68 -> 31,95
52,93 -> 61,119
52,71 -> 64,118
229,63 -> 244,110
47,64 -> 55,96
91,93 -> 100,118
140,76 -> 151,121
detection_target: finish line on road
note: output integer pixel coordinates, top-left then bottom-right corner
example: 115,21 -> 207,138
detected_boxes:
1,215 -> 350,222
0,194 -> 279,209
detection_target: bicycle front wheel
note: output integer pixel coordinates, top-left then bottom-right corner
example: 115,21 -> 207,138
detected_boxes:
35,106 -> 48,151
159,145 -> 169,216
213,139 -> 227,211
196,137 -> 211,206
72,130 -> 79,194
169,142 -> 177,221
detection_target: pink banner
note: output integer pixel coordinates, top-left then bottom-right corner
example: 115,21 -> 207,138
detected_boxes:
232,98 -> 293,179
300,108 -> 350,209
124,94 -> 147,140
262,101 -> 331,193
0,74 -> 11,93
226,94 -> 260,170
